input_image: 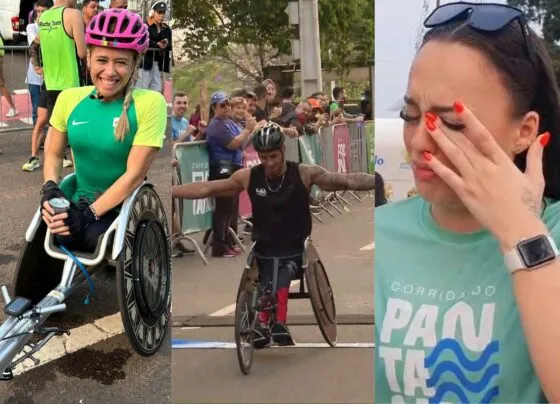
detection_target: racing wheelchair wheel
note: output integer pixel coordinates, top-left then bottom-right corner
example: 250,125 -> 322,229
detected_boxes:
234,263 -> 258,375
304,241 -> 337,347
116,185 -> 171,356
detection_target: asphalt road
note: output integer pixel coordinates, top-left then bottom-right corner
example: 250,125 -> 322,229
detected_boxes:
0,109 -> 172,402
171,197 -> 375,404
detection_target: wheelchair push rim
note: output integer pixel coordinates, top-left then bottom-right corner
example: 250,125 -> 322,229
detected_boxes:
235,289 -> 256,375
117,186 -> 171,356
304,243 -> 337,347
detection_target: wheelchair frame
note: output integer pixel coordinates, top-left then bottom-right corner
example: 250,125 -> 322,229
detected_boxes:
234,237 -> 337,375
0,173 -> 171,378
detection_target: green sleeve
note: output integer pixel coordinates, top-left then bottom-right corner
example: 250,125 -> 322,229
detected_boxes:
132,90 -> 167,149
329,102 -> 339,113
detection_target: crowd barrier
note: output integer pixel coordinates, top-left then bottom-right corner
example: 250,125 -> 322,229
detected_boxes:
0,46 -> 172,134
172,121 -> 374,265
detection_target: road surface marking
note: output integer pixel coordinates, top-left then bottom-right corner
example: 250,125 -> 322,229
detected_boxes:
172,340 -> 375,349
12,313 -> 124,376
360,242 -> 375,251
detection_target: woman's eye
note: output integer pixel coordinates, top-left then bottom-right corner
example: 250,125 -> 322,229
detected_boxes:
399,109 -> 420,122
441,120 -> 465,131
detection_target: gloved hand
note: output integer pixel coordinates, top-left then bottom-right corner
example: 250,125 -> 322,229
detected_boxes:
63,202 -> 98,237
40,180 -> 65,210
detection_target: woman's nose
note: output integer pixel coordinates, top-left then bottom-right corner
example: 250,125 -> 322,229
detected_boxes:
409,116 -> 437,152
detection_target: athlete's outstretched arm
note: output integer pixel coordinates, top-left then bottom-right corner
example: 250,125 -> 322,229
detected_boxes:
303,164 -> 375,191
172,168 -> 249,199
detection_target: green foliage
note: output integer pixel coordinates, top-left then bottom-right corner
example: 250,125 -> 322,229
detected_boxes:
172,58 -> 242,108
171,0 -> 373,78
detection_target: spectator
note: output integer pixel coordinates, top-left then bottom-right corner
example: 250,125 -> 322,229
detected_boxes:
329,86 -> 346,115
82,0 -> 98,26
253,84 -> 268,121
280,86 -> 295,115
244,91 -> 257,116
273,100 -> 312,138
137,1 -> 172,92
33,0 -> 86,168
22,0 -> 53,172
109,0 -> 128,9
310,91 -> 329,112
172,92 -> 206,143
262,78 -> 277,106
206,91 -> 258,258
230,88 -> 248,98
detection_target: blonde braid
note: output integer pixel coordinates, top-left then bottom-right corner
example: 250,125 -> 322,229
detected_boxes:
114,56 -> 141,142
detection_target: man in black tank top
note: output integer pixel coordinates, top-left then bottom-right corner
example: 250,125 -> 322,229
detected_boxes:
173,122 -> 375,348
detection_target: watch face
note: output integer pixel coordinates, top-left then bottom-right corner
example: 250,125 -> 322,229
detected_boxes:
518,236 -> 556,268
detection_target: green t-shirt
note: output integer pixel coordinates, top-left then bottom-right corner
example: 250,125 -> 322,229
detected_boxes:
50,86 -> 166,203
375,196 -> 558,403
329,101 -> 340,113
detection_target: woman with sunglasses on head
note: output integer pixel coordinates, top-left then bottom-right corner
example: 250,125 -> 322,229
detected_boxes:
376,2 -> 560,403
39,9 -> 166,253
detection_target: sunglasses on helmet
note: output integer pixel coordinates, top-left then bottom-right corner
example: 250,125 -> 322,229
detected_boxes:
423,2 -> 537,69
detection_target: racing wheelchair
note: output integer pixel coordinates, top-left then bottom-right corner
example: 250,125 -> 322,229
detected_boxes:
0,173 -> 171,380
234,237 -> 336,375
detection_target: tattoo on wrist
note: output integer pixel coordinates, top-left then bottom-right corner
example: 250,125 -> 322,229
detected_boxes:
521,187 -> 540,217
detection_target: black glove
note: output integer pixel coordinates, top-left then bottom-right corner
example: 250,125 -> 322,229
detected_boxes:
63,202 -> 98,237
40,180 -> 66,210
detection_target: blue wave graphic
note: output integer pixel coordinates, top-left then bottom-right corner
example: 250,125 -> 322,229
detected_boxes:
429,383 -> 500,404
427,361 -> 499,391
425,339 -> 499,371
481,386 -> 500,403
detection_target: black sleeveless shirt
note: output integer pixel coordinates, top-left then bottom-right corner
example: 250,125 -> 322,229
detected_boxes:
248,161 -> 311,254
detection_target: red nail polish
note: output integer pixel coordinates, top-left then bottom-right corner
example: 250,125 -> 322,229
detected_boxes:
423,151 -> 432,161
540,132 -> 551,147
426,119 -> 436,131
453,101 -> 464,114
425,112 -> 437,122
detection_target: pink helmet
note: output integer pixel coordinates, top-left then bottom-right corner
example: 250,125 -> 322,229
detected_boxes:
85,9 -> 149,55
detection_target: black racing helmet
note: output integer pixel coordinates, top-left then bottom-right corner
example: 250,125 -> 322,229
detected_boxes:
252,122 -> 285,152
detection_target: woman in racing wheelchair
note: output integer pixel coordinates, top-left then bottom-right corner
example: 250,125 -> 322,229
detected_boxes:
39,8 -> 166,251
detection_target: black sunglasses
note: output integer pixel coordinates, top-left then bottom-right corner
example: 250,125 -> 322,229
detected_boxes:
424,2 -> 537,69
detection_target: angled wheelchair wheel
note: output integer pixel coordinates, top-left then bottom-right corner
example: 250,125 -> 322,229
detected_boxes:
116,185 -> 171,356
235,263 -> 258,375
305,242 -> 337,347
13,220 -> 64,304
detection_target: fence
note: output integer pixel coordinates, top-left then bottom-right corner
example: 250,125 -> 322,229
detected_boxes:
172,120 -> 374,265
0,46 -> 172,134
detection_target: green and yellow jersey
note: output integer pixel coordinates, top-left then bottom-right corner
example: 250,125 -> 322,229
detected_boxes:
50,86 -> 166,203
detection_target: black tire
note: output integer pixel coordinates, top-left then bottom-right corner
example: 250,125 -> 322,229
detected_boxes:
235,288 -> 255,375
305,253 -> 337,347
116,186 -> 171,356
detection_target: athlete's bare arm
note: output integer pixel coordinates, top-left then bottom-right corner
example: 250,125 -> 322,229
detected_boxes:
172,168 -> 250,199
300,164 -> 375,191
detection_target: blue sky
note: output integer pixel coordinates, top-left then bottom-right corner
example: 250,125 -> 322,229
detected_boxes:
375,0 -> 509,118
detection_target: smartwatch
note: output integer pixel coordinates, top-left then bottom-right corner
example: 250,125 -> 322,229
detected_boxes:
504,235 -> 559,274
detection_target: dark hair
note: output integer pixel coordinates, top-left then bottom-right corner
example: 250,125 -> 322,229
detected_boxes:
253,84 -> 267,100
310,91 -> 326,99
173,91 -> 187,101
83,0 -> 98,7
36,0 -> 53,8
281,86 -> 294,99
422,20 -> 560,200
333,86 -> 345,100
231,88 -> 248,98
